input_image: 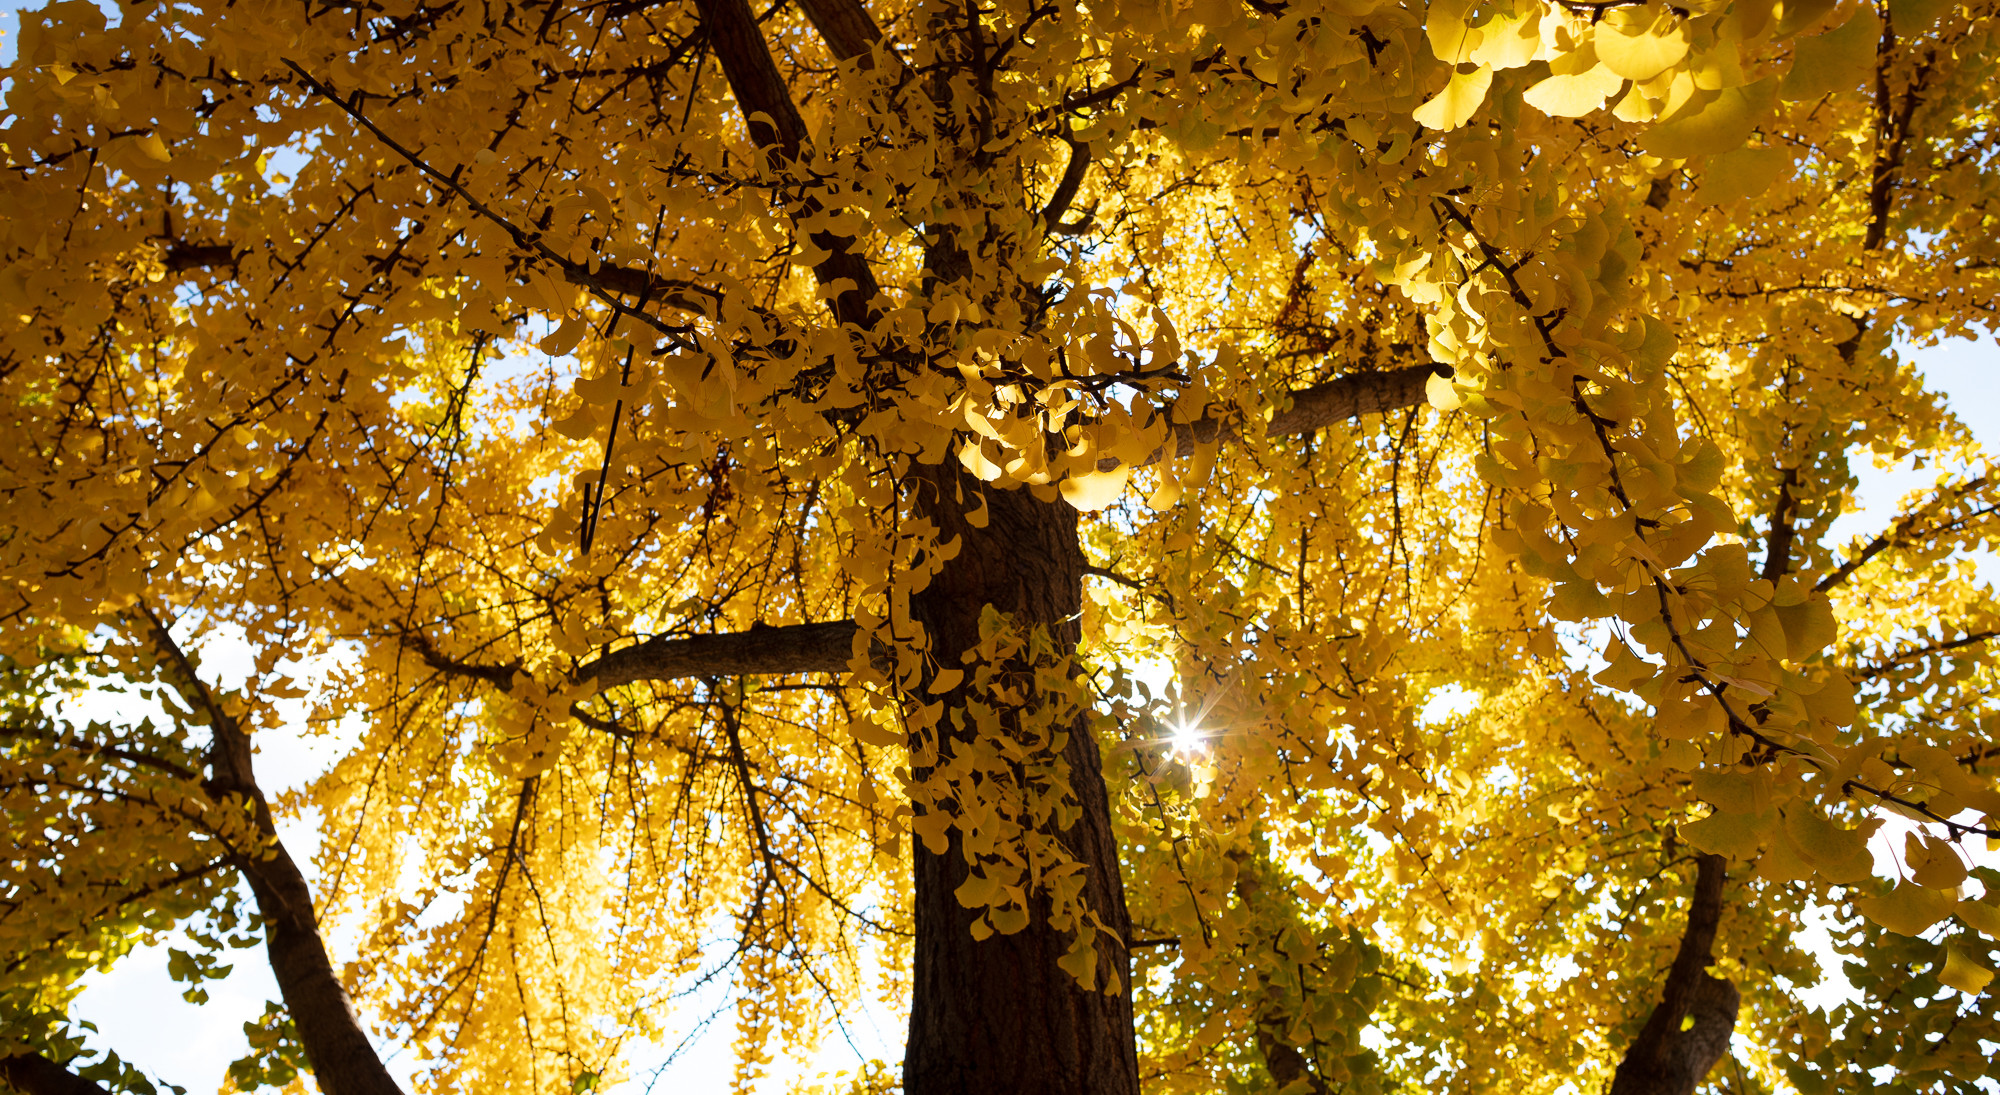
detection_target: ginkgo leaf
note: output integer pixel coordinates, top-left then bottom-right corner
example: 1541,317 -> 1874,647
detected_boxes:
1681,808 -> 1771,859
1781,808 -> 1875,883
1889,0 -> 1953,34
1426,0 -> 1482,64
1960,900 -> 2000,938
1426,370 -> 1464,411
958,440 -> 1005,482
1938,946 -> 1994,995
1596,10 -> 1691,82
1524,63 -> 1627,118
1468,7 -> 1542,70
1413,64 -> 1493,131
1781,6 -> 1881,101
1855,885 -> 1957,937
134,132 -> 172,162
1641,78 -> 1778,158
1060,465 -> 1131,511
1700,144 -> 1793,203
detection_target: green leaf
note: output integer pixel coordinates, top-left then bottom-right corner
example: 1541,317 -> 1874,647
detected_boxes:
1780,7 -> 1880,101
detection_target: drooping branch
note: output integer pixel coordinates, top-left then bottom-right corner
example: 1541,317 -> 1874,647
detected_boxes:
140,608 -> 408,1095
1607,853 -> 1740,1095
0,1053 -> 114,1095
1816,475 -> 1993,592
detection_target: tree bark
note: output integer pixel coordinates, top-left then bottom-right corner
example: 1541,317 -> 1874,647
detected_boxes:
1607,854 -> 1740,1095
902,468 -> 1139,1095
146,616 -> 408,1095
0,1054 -> 112,1095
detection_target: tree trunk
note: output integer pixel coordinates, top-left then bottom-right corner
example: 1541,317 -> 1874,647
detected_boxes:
147,614 -> 408,1095
902,468 -> 1139,1095
0,1054 -> 112,1095
1608,854 -> 1740,1095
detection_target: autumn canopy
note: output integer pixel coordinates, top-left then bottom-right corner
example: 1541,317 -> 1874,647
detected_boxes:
1,0 -> 1997,1091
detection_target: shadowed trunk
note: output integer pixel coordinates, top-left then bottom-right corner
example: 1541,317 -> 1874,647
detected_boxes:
1609,853 -> 1739,1095
0,1054 -> 112,1095
902,468 -> 1139,1095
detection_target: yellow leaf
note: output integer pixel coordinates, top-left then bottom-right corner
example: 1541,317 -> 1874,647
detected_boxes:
958,440 -> 1004,482
1782,808 -> 1876,883
1468,7 -> 1541,70
1855,885 -> 1956,937
1596,11 -> 1691,82
1524,62 -> 1627,118
1780,6 -> 1880,101
1425,369 -> 1463,410
1681,808 -> 1769,859
134,132 -> 171,162
538,315 -> 589,356
1958,900 -> 2000,938
1056,935 -> 1099,991
927,668 -> 965,694
1889,0 -> 1952,35
1776,0 -> 1838,36
1774,597 -> 1837,658
1549,581 -> 1611,621
1909,833 -> 1969,889
1426,0 -> 1481,64
1060,464 -> 1131,511
1413,64 -> 1492,131
1699,144 -> 1793,203
1641,78 -> 1777,159
1938,945 -> 1994,996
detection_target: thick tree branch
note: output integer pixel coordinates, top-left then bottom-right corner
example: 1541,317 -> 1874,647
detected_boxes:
796,0 -> 889,64
694,0 -> 882,326
1607,853 -> 1739,1095
1855,628 -> 2000,679
0,1054 -> 113,1095
1761,466 -> 1800,579
581,620 -> 864,688
1102,363 -> 1446,471
140,608 -> 408,1095
162,242 -> 237,272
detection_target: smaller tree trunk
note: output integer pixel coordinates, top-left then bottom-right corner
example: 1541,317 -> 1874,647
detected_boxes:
147,615 -> 408,1095
1608,854 -> 1740,1095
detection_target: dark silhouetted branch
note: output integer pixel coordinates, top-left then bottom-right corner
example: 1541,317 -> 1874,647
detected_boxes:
1607,854 -> 1739,1095
0,1053 -> 114,1095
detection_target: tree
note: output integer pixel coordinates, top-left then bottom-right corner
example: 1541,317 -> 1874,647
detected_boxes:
2,0 -> 1998,1091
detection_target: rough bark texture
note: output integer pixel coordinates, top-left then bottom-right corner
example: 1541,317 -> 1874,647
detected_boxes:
582,620 -> 864,687
0,1054 -> 112,1095
149,620 -> 408,1095
902,467 -> 1139,1095
1608,854 -> 1740,1095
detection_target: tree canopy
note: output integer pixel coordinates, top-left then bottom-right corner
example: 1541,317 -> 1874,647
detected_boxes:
2,0 -> 1997,1092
